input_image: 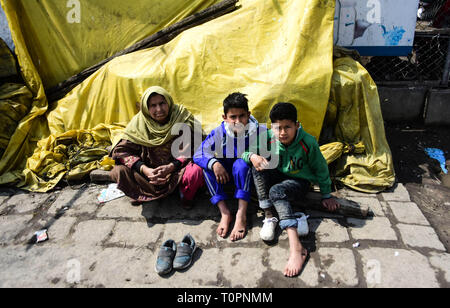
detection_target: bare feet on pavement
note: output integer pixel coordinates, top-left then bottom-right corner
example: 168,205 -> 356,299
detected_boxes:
217,212 -> 232,238
284,247 -> 308,277
230,215 -> 247,241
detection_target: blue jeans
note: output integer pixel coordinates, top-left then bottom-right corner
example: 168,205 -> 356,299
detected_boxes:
252,167 -> 310,230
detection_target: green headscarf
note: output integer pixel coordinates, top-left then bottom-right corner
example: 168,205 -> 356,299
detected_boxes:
119,86 -> 195,148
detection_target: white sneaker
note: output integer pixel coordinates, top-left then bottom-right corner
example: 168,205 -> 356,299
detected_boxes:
294,212 -> 310,236
260,217 -> 278,241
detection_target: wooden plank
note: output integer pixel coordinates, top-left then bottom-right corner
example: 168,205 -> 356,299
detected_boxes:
294,192 -> 370,219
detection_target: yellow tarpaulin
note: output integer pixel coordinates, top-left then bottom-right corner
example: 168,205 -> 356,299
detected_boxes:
327,56 -> 396,192
0,0 -> 224,186
23,0 -> 336,192
47,0 -> 335,137
22,123 -> 123,192
1,0 -> 222,89
0,38 -> 16,78
0,83 -> 33,158
1,0 -> 395,193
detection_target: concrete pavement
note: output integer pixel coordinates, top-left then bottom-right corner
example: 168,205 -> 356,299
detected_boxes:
0,183 -> 448,288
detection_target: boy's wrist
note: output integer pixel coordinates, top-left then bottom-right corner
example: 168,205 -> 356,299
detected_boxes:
207,158 -> 219,171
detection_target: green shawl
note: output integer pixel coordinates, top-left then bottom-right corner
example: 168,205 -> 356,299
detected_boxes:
119,86 -> 195,148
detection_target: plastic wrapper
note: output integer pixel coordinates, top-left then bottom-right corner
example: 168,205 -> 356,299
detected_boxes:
97,183 -> 125,204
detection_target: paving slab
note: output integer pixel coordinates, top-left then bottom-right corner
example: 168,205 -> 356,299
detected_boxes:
397,224 -> 446,251
47,216 -> 77,243
7,192 -> 49,213
318,248 -> 358,287
0,191 -> 12,206
379,201 -> 390,215
48,189 -> 83,214
309,218 -> 350,243
388,201 -> 430,225
49,187 -> 100,216
220,248 -> 266,288
428,252 -> 450,284
80,247 -> 155,288
358,248 -> 440,288
0,245 -> 64,287
107,221 -> 165,248
71,220 -> 116,246
0,244 -> 107,287
381,183 -> 410,202
348,217 -> 397,241
97,197 -> 142,219
0,215 -> 33,245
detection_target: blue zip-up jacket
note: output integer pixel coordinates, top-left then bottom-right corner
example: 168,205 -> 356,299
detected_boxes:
194,116 -> 261,171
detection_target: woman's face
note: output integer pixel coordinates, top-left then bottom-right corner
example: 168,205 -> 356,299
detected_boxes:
148,94 -> 169,124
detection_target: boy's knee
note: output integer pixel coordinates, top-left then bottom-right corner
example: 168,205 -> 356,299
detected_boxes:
232,158 -> 249,174
269,184 -> 287,201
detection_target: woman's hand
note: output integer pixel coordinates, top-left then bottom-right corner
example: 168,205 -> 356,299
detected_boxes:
250,154 -> 269,171
150,173 -> 172,185
141,165 -> 157,180
141,165 -> 172,185
153,163 -> 175,179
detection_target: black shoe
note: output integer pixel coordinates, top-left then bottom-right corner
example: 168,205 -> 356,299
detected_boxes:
173,234 -> 196,270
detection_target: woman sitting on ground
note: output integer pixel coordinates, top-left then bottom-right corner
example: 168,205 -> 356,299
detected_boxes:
110,86 -> 203,209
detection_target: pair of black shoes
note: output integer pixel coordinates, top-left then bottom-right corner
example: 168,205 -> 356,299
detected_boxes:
155,234 -> 197,275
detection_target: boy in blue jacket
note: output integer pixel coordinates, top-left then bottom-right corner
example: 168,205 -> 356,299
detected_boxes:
194,93 -> 261,241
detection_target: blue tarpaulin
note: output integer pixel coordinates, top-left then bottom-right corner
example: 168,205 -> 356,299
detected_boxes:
425,148 -> 448,174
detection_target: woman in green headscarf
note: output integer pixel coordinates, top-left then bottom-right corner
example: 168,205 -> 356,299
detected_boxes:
110,86 -> 204,208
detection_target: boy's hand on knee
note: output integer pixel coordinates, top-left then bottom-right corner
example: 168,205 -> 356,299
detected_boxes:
321,197 -> 340,212
213,162 -> 230,184
250,154 -> 269,171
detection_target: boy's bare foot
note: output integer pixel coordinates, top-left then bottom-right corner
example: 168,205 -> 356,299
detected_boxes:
230,200 -> 248,241
284,247 -> 308,277
217,213 -> 232,238
230,215 -> 246,241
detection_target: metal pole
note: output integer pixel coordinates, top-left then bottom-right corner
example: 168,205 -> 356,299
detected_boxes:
441,37 -> 450,87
